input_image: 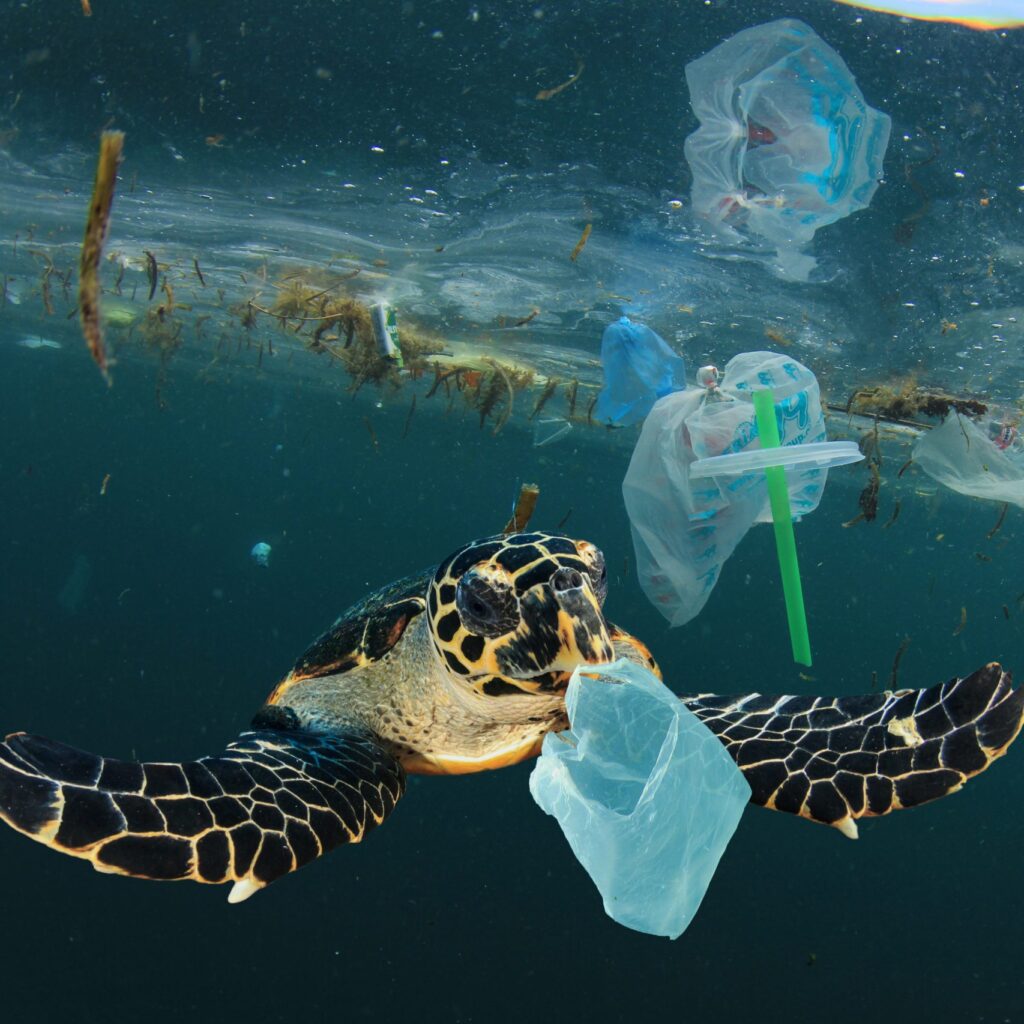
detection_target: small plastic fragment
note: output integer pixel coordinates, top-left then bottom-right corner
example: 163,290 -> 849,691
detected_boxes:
371,303 -> 403,367
684,19 -> 891,281
529,659 -> 750,940
533,416 -> 573,448
912,414 -> 1024,508
593,316 -> 687,427
250,542 -> 272,567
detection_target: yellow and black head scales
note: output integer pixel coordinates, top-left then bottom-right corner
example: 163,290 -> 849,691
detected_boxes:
426,532 -> 614,696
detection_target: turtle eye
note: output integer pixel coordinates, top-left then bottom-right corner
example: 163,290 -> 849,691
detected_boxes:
456,571 -> 520,637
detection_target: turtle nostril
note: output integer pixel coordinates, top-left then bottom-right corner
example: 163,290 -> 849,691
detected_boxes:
551,568 -> 584,593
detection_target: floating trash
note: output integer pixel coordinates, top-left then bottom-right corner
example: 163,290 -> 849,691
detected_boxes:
530,659 -> 750,939
623,352 -> 847,627
371,302 -> 404,368
533,416 -> 573,448
17,336 -> 62,350
250,542 -> 272,567
913,414 -> 1024,508
593,316 -> 687,427
685,19 -> 891,281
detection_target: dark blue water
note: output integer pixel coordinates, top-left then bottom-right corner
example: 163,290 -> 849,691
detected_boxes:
2,3 -> 1023,1022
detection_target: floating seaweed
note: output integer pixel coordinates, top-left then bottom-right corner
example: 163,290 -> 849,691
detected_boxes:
890,636 -> 912,689
535,60 -> 584,101
79,129 -> 124,386
882,499 -> 901,530
843,462 -> 881,527
531,377 -> 559,420
402,394 -> 417,439
143,250 -> 158,301
953,606 -> 967,637
565,379 -> 579,420
363,416 -> 380,454
987,502 -> 1008,541
844,380 -> 987,422
569,223 -> 592,263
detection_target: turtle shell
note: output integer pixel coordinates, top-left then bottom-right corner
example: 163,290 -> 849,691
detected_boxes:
288,568 -> 431,682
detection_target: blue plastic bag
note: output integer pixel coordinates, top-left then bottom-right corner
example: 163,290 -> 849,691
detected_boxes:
529,659 -> 750,940
684,19 -> 891,281
593,317 -> 687,427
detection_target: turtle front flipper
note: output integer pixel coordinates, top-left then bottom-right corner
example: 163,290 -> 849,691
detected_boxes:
681,662 -> 1023,838
0,726 -> 404,902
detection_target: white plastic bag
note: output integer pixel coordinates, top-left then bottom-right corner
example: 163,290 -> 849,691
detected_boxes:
913,413 -> 1024,508
684,19 -> 891,281
623,352 -> 829,626
529,659 -> 750,939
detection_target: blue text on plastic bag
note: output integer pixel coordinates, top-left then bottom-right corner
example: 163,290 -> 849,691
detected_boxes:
594,317 -> 687,427
684,19 -> 891,281
624,352 -> 830,627
529,659 -> 750,939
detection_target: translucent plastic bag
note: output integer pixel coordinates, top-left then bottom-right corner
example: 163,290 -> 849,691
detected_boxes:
529,659 -> 750,939
912,413 -> 1024,508
684,19 -> 891,281
593,317 -> 687,427
623,352 -> 829,626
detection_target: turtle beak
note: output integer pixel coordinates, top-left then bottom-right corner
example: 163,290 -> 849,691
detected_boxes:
547,567 -> 615,669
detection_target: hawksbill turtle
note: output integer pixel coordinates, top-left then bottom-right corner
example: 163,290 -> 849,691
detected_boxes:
0,531 -> 1020,904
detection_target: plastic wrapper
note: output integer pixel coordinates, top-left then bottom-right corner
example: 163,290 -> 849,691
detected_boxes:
250,542 -> 272,567
684,19 -> 891,281
912,413 -> 1024,508
593,316 -> 687,427
529,659 -> 750,940
623,352 -> 829,626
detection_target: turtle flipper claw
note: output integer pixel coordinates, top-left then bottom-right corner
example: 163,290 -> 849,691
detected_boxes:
683,662 -> 1023,836
0,728 -> 404,900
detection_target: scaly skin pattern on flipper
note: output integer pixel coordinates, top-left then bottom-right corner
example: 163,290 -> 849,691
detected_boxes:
681,663 -> 1024,838
0,727 -> 404,902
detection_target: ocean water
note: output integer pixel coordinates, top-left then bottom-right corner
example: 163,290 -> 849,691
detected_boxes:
1,2 -> 1023,1021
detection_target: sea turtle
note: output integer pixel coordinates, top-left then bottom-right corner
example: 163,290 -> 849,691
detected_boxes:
0,531 -> 1020,904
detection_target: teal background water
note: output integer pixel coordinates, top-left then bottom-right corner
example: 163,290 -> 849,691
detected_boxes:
1,2 -> 1023,1022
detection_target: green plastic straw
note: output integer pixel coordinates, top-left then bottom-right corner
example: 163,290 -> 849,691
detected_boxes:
751,389 -> 812,667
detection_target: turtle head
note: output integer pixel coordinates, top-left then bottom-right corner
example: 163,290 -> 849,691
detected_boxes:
427,532 -> 614,697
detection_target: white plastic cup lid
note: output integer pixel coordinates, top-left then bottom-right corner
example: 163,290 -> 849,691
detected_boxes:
689,440 -> 864,479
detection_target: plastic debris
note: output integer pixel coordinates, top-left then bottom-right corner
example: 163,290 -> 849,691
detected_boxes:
690,440 -> 863,478
684,19 -> 891,281
533,415 -> 573,448
529,659 -> 750,940
16,336 -> 62,350
593,316 -> 687,427
250,542 -> 272,567
912,414 -> 1024,508
371,303 -> 404,367
623,352 -> 852,627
